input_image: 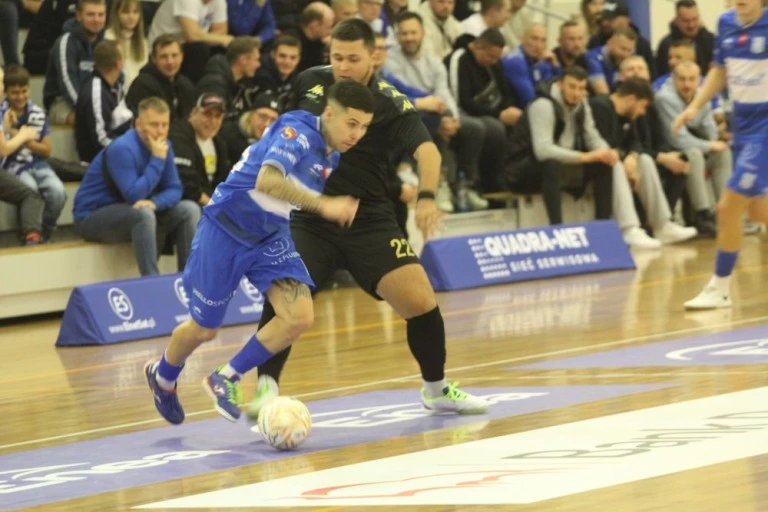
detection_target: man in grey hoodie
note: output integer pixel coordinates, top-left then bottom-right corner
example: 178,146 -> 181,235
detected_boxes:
655,60 -> 732,236
505,66 -> 618,226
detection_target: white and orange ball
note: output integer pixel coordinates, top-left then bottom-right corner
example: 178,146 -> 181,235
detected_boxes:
257,396 -> 312,451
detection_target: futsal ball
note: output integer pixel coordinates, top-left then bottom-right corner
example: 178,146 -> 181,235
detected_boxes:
257,396 -> 312,451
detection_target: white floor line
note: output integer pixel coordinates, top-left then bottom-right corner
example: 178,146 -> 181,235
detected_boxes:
2,314 -> 766,452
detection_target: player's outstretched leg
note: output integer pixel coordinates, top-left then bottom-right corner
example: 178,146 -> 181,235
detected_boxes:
685,189 -> 751,310
146,319 -> 218,424
377,264 -> 488,414
207,279 -> 314,422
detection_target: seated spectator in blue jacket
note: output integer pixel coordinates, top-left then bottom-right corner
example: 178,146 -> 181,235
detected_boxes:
73,97 -> 201,276
585,26 -> 636,95
501,23 -> 560,108
2,65 -> 67,242
227,0 -> 276,45
75,40 -> 134,162
43,0 -> 107,126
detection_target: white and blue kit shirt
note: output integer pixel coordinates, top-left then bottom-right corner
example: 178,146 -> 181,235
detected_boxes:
204,110 -> 340,246
586,46 -> 622,90
0,100 -> 49,176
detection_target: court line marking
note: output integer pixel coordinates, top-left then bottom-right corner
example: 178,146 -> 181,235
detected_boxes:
2,313 -> 768,452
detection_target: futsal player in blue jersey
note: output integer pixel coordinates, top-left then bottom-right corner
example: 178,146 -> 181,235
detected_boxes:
144,79 -> 375,423
675,0 -> 768,309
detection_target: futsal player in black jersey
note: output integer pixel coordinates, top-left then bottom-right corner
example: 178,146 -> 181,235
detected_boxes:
246,19 -> 489,418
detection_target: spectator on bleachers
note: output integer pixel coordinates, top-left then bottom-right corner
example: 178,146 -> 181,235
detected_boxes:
501,23 -> 560,108
0,0 -> 20,66
618,56 -> 690,233
418,0 -> 463,59
386,11 -> 488,211
169,93 -> 230,207
332,0 -> 357,25
218,91 -> 279,164
271,0 -> 304,34
287,2 -> 333,72
358,0 -> 385,35
0,67 -> 46,245
43,0 -> 107,126
446,28 -> 515,193
656,61 -> 731,238
73,97 -> 200,276
250,33 -> 300,107
501,0 -> 545,50
380,0 -> 406,39
505,66 -> 616,224
148,0 -> 233,83
589,78 -> 693,248
553,20 -> 588,71
461,0 -> 510,39
585,25 -> 635,95
196,36 -> 261,122
75,40 -> 134,162
588,1 -> 655,79
126,34 -> 196,120
655,0 -> 713,78
104,0 -> 149,89
227,0 -> 276,46
2,65 -> 67,241
22,0 -> 77,74
580,0 -> 603,37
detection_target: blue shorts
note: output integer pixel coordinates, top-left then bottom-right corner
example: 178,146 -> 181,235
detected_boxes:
727,137 -> 768,197
183,217 -> 314,329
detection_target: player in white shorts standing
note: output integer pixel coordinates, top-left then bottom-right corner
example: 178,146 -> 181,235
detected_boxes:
675,0 -> 768,309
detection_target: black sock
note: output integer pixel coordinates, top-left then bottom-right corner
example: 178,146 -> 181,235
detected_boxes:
406,306 -> 446,382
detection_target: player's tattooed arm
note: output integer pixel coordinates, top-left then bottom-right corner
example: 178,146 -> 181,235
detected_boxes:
275,279 -> 312,304
255,164 -> 323,213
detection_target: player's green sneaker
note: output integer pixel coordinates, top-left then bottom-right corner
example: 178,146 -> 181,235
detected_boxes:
420,382 -> 489,414
246,375 -> 279,421
203,369 -> 243,422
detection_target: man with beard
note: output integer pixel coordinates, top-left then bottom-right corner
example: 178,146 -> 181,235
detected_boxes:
656,0 -> 714,77
42,0 -> 106,126
586,26 -> 637,95
553,20 -> 588,72
418,0 -> 463,59
501,23 -> 560,108
246,19 -> 489,419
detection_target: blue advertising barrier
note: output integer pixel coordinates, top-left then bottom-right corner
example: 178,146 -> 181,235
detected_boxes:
56,274 -> 264,346
420,220 -> 635,291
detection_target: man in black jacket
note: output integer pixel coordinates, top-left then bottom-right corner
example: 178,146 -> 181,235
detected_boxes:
22,0 -> 77,74
250,33 -> 301,107
126,34 -> 196,121
590,78 -> 697,248
169,93 -> 231,208
588,0 -> 656,79
218,91 -> 280,165
656,0 -> 714,77
196,36 -> 262,122
75,40 -> 133,162
445,28 -> 515,192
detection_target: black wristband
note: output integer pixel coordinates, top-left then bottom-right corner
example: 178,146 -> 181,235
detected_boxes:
417,191 -> 436,201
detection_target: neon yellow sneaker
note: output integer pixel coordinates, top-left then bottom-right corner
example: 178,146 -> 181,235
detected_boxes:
202,369 -> 243,422
246,375 -> 279,421
420,382 -> 489,414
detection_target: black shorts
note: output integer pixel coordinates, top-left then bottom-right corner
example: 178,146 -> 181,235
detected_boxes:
291,201 -> 419,299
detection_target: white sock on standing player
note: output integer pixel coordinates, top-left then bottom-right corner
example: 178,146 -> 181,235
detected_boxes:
423,379 -> 448,398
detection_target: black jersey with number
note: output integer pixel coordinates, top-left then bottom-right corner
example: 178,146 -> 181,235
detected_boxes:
286,66 -> 432,200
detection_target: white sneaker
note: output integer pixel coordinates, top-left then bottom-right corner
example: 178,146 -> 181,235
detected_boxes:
467,189 -> 489,210
684,285 -> 732,310
246,375 -> 279,421
654,222 -> 698,245
623,227 -> 662,249
436,181 -> 454,213
420,382 -> 488,414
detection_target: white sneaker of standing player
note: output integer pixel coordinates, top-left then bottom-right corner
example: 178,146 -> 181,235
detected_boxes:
421,382 -> 489,414
684,279 -> 732,310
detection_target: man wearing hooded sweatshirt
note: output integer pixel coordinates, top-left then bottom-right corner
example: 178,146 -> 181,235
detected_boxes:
126,34 -> 196,121
195,36 -> 262,122
250,33 -> 301,107
656,0 -> 714,77
42,0 -> 106,126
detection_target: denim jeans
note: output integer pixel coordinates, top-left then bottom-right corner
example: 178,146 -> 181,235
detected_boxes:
74,200 -> 201,276
17,161 -> 67,237
0,169 -> 43,236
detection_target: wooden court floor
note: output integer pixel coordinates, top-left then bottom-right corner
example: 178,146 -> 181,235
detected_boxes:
3,235 -> 768,511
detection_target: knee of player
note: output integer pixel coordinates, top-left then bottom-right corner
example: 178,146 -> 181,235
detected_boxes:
193,324 -> 219,343
405,293 -> 438,318
286,304 -> 314,334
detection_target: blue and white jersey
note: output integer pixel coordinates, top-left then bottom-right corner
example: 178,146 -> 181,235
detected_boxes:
204,110 -> 340,246
0,100 -> 49,176
586,46 -> 620,90
715,8 -> 768,137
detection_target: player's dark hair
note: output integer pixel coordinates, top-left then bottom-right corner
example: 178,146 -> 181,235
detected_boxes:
614,77 -> 654,102
328,79 -> 375,113
331,19 -> 376,53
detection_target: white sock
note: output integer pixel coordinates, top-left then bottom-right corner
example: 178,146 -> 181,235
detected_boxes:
423,379 -> 448,398
154,364 -> 176,392
218,364 -> 240,380
709,275 -> 731,295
